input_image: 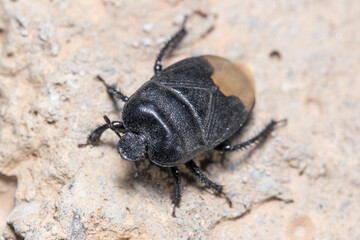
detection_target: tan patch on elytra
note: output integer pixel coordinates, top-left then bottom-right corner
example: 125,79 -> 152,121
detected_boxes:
204,55 -> 255,110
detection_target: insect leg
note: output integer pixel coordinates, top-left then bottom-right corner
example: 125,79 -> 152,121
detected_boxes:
78,115 -> 126,148
215,119 -> 286,151
78,124 -> 110,148
170,166 -> 182,217
96,75 -> 129,103
185,160 -> 232,207
133,162 -> 139,178
154,16 -> 188,74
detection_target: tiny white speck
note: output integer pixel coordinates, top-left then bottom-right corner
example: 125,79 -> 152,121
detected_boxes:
143,23 -> 154,33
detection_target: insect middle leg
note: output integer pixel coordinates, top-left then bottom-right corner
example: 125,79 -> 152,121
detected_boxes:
154,16 -> 188,74
185,160 -> 232,207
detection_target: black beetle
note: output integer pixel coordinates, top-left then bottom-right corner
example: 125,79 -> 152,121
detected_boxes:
79,17 -> 284,216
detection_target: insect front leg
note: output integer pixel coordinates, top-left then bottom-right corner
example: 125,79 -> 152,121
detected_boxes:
78,124 -> 110,148
78,115 -> 126,148
170,166 -> 182,217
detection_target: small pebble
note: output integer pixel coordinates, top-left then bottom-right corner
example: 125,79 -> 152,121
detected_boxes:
20,28 -> 29,36
173,13 -> 186,25
141,38 -> 153,47
242,176 -> 248,183
132,41 -> 140,48
51,43 -> 60,56
256,177 -> 276,193
1,106 -> 7,117
320,67 -> 328,75
156,36 -> 167,45
177,218 -> 183,225
287,69 -> 295,80
249,168 -> 263,180
168,0 -> 181,5
231,212 -> 240,218
143,23 -> 154,33
75,50 -> 88,62
45,222 -> 54,231
102,67 -> 116,76
132,228 -> 139,235
39,23 -> 54,42
71,67 -> 79,75
98,176 -> 106,185
226,42 -> 243,60
343,99 -> 355,108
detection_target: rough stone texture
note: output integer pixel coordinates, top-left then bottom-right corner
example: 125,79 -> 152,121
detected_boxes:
0,0 -> 359,239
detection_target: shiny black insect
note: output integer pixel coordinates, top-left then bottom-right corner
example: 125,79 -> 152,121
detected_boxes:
79,18 -> 284,216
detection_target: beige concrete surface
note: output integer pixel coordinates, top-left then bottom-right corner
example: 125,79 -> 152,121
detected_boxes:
0,0 -> 359,239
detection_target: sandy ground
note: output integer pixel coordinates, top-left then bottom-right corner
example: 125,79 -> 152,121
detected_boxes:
0,0 -> 359,239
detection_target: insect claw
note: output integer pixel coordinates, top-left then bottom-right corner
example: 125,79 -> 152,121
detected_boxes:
172,205 -> 177,217
223,193 -> 233,208
77,143 -> 88,148
275,118 -> 288,127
